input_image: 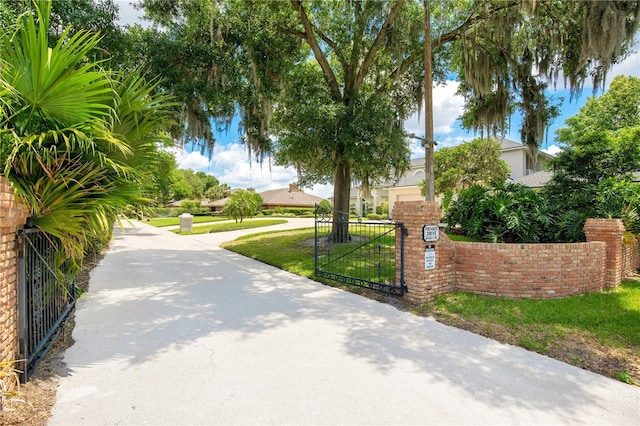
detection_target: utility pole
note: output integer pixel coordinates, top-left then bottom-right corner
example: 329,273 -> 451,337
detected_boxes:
423,0 -> 435,202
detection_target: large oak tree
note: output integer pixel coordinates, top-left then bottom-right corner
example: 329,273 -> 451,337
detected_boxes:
132,0 -> 639,241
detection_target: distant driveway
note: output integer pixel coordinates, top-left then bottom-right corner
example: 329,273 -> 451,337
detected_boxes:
49,219 -> 640,425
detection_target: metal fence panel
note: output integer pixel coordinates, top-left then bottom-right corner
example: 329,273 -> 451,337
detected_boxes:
17,228 -> 75,382
314,206 -> 406,296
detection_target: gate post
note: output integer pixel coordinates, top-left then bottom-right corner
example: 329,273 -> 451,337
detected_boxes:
584,218 -> 625,288
392,201 -> 455,304
0,177 -> 28,397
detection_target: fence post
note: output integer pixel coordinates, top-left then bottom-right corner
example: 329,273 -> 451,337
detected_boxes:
392,201 -> 456,304
584,218 -> 626,288
0,177 -> 28,398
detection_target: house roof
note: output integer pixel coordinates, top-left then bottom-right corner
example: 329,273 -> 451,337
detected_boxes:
382,169 -> 425,189
513,170 -> 554,188
515,170 -> 640,188
260,187 -> 325,206
209,186 -> 325,208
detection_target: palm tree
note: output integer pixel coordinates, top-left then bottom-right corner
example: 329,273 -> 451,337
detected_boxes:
0,1 -> 173,270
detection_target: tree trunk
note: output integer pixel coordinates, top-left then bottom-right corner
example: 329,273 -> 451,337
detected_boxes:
331,160 -> 351,243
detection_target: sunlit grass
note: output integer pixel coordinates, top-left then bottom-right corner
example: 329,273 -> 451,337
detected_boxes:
146,216 -> 229,227
221,228 -> 316,275
174,219 -> 288,235
432,280 -> 640,351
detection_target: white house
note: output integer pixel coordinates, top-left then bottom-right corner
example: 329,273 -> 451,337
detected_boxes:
350,137 -> 554,216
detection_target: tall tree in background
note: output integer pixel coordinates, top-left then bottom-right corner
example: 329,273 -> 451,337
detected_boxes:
432,137 -> 509,195
542,75 -> 640,241
132,0 -> 639,241
456,1 -> 639,164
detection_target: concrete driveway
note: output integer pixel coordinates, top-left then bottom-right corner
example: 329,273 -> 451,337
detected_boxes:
49,220 -> 640,425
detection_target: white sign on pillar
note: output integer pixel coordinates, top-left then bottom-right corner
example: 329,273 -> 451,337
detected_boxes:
424,245 -> 436,270
423,225 -> 439,242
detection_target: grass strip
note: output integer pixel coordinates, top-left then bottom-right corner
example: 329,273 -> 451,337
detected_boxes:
221,228 -> 316,276
431,281 -> 640,351
174,219 -> 288,235
146,216 -> 229,227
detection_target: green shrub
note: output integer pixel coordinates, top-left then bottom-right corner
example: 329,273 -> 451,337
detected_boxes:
445,177 -> 640,243
273,208 -> 313,216
444,183 -> 554,243
366,213 -> 387,220
317,199 -> 332,214
375,202 -> 389,216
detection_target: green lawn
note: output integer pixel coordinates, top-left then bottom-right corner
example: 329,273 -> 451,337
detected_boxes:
431,283 -> 640,351
146,216 -> 229,227
173,219 -> 288,235
221,228 -> 317,276
446,233 -> 482,242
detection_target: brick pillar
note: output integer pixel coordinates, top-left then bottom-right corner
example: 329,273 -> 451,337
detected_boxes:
584,218 -> 625,288
392,201 -> 456,304
0,177 -> 28,397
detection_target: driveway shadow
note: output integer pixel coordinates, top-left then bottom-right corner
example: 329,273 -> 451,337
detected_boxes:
55,223 -> 639,424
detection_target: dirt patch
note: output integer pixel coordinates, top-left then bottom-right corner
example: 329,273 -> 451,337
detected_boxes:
0,253 -> 102,425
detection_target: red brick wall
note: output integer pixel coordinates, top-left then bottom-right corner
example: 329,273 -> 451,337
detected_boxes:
453,240 -> 606,298
393,201 -> 632,304
0,177 -> 28,396
622,238 -> 640,276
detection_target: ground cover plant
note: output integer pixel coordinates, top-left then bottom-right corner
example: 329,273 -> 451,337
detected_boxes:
222,228 -> 640,386
146,216 -> 229,227
173,219 -> 287,235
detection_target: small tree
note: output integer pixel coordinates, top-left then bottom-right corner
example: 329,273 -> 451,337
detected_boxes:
420,138 -> 510,208
316,199 -> 332,215
223,190 -> 263,223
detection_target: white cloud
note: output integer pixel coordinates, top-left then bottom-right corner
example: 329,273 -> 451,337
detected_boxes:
115,0 -> 149,28
175,150 -> 211,170
606,48 -> 640,84
209,143 -> 299,192
542,145 -> 562,156
404,80 -> 466,140
310,183 -> 334,200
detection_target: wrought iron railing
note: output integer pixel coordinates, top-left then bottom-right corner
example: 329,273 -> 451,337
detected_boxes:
17,228 -> 75,382
314,206 -> 406,295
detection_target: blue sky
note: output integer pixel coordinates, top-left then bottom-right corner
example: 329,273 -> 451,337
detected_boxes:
117,1 -> 640,199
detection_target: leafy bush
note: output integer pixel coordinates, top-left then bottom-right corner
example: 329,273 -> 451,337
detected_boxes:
274,207 -> 314,216
366,213 -> 387,220
375,202 -> 389,216
317,199 -> 332,214
444,183 -> 555,243
224,190 -> 263,222
445,179 -> 640,243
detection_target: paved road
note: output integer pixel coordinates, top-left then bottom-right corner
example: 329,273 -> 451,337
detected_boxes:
49,220 -> 640,425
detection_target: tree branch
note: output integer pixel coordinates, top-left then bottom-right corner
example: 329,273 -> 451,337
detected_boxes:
353,0 -> 405,91
316,29 -> 349,73
391,0 -> 519,82
290,0 -> 342,100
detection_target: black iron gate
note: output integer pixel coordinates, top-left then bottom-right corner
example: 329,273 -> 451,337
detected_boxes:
314,206 -> 406,296
17,228 -> 75,382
